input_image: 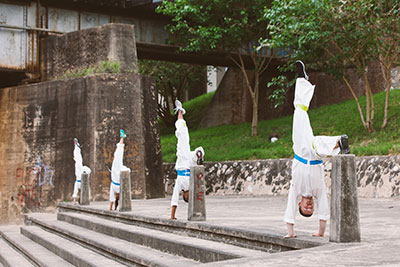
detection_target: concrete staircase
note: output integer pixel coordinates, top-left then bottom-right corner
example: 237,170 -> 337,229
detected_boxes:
0,203 -> 324,266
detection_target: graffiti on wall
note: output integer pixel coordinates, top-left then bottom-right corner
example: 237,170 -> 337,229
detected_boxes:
15,156 -> 54,210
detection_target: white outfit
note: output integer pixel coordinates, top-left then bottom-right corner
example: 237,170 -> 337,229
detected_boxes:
171,119 -> 204,206
109,143 -> 130,202
284,78 -> 340,224
72,145 -> 91,198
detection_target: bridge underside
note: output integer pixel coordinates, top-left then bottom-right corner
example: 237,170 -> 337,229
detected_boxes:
137,43 -> 284,68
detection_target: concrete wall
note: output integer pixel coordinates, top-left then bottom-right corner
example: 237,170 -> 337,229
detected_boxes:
41,23 -> 138,81
0,73 -> 163,224
164,155 -> 400,198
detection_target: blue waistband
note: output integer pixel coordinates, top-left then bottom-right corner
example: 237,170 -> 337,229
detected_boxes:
294,154 -> 323,165
177,169 -> 190,176
112,181 -> 120,186
76,180 -> 81,183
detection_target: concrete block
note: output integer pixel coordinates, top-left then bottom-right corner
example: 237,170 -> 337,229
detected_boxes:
188,165 -> 206,221
41,23 -> 138,80
80,172 -> 90,205
330,154 -> 361,242
119,170 -> 132,212
0,72 -> 164,223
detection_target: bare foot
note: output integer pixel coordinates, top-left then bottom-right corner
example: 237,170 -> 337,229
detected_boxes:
170,217 -> 177,220
284,234 -> 297,238
312,233 -> 324,237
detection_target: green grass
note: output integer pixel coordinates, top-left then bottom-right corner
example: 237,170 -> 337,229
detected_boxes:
159,91 -> 216,135
161,89 -> 400,163
58,60 -> 121,80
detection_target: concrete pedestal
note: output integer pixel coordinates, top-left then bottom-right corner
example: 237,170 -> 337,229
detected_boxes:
330,154 -> 361,242
80,173 -> 90,206
119,170 -> 132,212
188,166 -> 206,221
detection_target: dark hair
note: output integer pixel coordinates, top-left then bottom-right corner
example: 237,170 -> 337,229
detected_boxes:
299,206 -> 312,217
183,190 -> 189,203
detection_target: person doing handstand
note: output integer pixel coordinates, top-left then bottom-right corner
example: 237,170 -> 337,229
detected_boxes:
170,99 -> 204,220
72,138 -> 91,205
284,60 -> 350,238
109,129 -> 130,211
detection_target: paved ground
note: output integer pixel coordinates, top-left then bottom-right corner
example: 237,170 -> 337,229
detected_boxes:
85,195 -> 400,266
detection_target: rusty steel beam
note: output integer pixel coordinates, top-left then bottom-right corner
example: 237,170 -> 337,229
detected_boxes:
0,24 -> 64,34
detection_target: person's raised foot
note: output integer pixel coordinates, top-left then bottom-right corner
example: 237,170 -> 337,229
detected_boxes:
338,134 -> 350,154
120,129 -> 126,139
295,60 -> 309,80
174,99 -> 186,115
74,138 -> 80,148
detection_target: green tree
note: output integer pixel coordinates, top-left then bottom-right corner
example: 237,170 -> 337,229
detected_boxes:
157,0 -> 273,136
139,60 -> 205,127
265,0 -> 400,132
370,1 -> 400,128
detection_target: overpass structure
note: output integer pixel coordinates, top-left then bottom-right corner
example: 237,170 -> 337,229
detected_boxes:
0,0 -> 287,87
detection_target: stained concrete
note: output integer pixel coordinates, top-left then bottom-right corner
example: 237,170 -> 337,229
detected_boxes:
119,170 -> 132,212
80,173 -> 90,206
41,23 -> 138,81
57,195 -> 400,266
330,155 -> 361,242
0,73 -> 163,224
164,154 -> 400,199
188,165 -> 206,221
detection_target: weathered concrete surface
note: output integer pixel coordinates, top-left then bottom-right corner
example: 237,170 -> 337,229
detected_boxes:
80,172 -> 90,205
330,155 -> 361,243
0,73 -> 163,223
188,165 -> 206,221
58,195 -> 400,266
199,67 -> 252,128
120,170 -> 132,212
164,155 -> 400,199
41,23 -> 138,81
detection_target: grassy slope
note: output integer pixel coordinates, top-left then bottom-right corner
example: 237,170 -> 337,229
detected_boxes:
161,89 -> 400,163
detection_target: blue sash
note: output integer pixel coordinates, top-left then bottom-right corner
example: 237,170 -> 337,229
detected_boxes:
76,180 -> 81,183
177,169 -> 190,176
294,154 -> 323,165
112,180 -> 120,186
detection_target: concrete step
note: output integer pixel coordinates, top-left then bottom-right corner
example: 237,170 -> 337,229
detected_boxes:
0,225 -> 71,267
55,212 -> 269,261
0,228 -> 35,267
20,225 -> 126,267
26,213 -> 203,267
57,202 -> 323,252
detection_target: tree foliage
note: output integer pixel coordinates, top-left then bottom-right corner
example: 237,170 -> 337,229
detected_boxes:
157,0 -> 274,136
139,60 -> 206,127
265,0 -> 400,132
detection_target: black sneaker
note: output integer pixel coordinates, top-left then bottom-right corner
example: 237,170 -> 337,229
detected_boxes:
338,134 -> 350,154
196,150 -> 204,165
296,60 -> 309,80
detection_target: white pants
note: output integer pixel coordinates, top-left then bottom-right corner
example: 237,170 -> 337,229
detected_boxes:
170,175 -> 190,206
109,183 -> 120,202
